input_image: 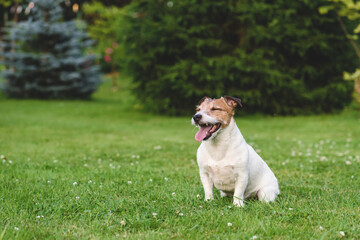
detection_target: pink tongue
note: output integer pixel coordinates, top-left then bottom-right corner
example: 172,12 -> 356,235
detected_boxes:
195,126 -> 212,142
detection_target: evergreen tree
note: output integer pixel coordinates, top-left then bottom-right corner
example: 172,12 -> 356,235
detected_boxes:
117,0 -> 356,115
0,0 -> 100,99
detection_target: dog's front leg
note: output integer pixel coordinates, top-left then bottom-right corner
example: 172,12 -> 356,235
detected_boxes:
233,173 -> 248,207
200,171 -> 214,201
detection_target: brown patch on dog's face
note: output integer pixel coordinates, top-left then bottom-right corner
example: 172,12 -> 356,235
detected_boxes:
196,97 -> 237,128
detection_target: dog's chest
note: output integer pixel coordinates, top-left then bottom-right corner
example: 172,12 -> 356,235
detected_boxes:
205,161 -> 238,190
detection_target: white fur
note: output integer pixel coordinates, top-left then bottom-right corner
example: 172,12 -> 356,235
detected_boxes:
191,110 -> 218,125
195,117 -> 279,207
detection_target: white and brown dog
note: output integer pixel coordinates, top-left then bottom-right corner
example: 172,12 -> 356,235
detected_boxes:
192,96 -> 279,207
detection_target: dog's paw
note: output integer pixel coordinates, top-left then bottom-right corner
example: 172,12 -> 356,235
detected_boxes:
220,191 -> 228,198
233,199 -> 244,207
204,195 -> 214,201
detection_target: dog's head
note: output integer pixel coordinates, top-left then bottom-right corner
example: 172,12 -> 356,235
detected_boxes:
191,96 -> 242,142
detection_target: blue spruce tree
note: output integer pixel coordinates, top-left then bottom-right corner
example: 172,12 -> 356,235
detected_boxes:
0,0 -> 100,99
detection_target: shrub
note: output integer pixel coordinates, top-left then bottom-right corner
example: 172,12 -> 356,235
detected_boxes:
82,2 -> 126,73
115,0 -> 357,115
0,0 -> 100,99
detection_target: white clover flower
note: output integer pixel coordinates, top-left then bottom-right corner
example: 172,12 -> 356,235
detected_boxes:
167,1 -> 173,7
88,180 -> 92,184
149,179 -> 153,182
172,192 -> 176,196
164,177 -> 168,181
76,196 -> 80,200
0,155 -> 5,159
152,213 -> 157,218
179,212 -> 184,216
14,227 -> 19,231
227,222 -> 232,227
127,181 -> 132,184
130,162 -> 134,166
73,182 -> 77,186
196,194 -> 200,198
339,231 -> 345,237
36,215 -> 41,219
154,145 -> 162,150
120,220 -> 126,226
346,161 -> 351,165
319,226 -> 324,230
83,163 -> 88,167
252,236 -> 258,240
47,180 -> 51,183
8,160 -> 13,164
289,208 -> 293,210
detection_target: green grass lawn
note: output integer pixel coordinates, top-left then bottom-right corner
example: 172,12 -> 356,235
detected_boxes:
1,78 -> 360,239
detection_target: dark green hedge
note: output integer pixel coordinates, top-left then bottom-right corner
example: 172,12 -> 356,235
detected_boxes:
120,0 -> 356,115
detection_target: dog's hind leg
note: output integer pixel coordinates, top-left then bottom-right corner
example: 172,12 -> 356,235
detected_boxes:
257,186 -> 279,202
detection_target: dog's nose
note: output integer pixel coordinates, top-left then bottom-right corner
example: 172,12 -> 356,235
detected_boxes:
193,114 -> 202,123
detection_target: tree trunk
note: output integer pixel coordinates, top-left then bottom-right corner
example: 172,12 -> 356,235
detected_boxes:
355,78 -> 360,103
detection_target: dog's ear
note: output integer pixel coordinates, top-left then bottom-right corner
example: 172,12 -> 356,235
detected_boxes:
223,96 -> 242,108
197,96 -> 211,106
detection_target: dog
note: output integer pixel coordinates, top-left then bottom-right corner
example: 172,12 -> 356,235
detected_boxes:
191,96 -> 279,207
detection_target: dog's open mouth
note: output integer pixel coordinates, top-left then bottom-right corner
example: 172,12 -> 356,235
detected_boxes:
195,123 -> 221,142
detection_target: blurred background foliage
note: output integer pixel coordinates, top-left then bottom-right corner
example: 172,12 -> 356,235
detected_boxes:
0,0 -> 100,99
1,0 -> 360,114
319,0 -> 360,104
84,0 -> 358,115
